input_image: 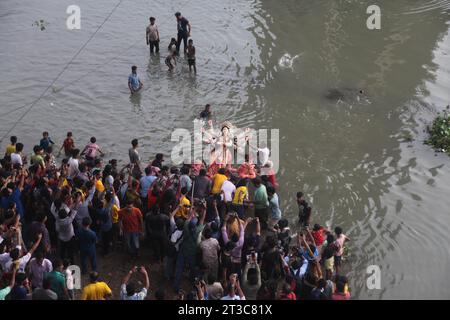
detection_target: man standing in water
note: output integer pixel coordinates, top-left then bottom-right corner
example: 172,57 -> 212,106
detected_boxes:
128,65 -> 143,94
146,17 -> 160,54
174,12 -> 191,54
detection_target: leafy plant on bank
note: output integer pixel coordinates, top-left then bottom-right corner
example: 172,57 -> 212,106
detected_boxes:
425,105 -> 450,155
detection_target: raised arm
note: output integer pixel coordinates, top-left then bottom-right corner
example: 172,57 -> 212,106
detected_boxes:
29,233 -> 43,256
122,266 -> 137,286
140,266 -> 150,291
255,217 -> 261,236
221,215 -> 229,244
235,280 -> 245,300
300,234 -> 314,259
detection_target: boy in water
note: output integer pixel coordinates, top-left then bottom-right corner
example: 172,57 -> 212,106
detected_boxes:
333,226 -> 350,275
128,65 -> 143,94
165,50 -> 177,71
58,132 -> 75,158
186,39 -> 196,74
168,38 -> 177,53
40,131 -> 55,150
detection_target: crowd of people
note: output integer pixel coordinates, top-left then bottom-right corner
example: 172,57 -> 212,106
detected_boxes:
0,106 -> 351,300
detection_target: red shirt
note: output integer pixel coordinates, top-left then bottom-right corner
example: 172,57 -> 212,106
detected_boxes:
312,228 -> 326,246
118,207 -> 143,233
147,190 -> 159,210
63,138 -> 74,153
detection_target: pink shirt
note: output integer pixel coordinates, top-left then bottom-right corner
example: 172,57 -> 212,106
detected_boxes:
334,234 -> 347,257
84,143 -> 99,158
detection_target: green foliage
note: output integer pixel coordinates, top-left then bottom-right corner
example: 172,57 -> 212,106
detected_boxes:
425,106 -> 450,155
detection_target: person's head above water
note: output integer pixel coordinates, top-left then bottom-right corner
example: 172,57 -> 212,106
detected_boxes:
175,12 -> 182,20
131,65 -> 137,74
188,39 -> 193,45
149,17 -> 155,24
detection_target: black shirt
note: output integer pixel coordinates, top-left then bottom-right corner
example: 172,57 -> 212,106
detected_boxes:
177,17 -> 189,34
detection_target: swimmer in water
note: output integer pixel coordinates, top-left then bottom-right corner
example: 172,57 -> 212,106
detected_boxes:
168,37 -> 177,53
279,53 -> 301,68
165,50 -> 177,71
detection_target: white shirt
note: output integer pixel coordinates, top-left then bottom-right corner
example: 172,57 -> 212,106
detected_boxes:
11,153 -> 23,166
5,252 -> 31,273
221,180 -> 236,202
120,284 -> 147,300
55,210 -> 77,242
68,157 -> 80,178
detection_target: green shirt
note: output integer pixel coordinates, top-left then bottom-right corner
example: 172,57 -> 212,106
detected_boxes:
31,154 -> 45,167
181,222 -> 205,257
254,185 -> 269,209
45,271 -> 66,299
0,286 -> 11,300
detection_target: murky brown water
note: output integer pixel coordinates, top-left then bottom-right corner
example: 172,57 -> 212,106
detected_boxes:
1,0 -> 450,299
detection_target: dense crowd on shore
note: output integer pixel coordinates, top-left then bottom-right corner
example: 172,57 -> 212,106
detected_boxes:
0,119 -> 351,300
0,11 -> 351,301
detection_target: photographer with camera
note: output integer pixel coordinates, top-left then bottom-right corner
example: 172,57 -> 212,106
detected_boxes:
120,266 -> 149,300
173,198 -> 206,293
241,251 -> 261,300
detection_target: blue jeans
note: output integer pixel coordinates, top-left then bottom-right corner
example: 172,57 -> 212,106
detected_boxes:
174,251 -> 197,292
80,248 -> 97,274
124,232 -> 140,255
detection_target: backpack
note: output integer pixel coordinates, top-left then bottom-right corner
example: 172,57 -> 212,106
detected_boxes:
167,230 -> 183,258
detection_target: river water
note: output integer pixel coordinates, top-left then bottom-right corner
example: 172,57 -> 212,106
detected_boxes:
1,0 -> 450,299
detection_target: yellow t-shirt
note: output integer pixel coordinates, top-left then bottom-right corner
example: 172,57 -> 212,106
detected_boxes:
232,186 -> 248,205
81,282 -> 112,300
211,173 -> 227,194
176,196 -> 190,219
5,144 -> 16,156
111,204 -> 119,224
95,180 -> 105,193
61,178 -> 69,188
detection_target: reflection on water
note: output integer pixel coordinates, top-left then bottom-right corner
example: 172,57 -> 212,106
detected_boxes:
0,0 -> 450,299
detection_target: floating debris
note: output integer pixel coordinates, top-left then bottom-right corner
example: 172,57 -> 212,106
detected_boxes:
278,53 -> 301,69
33,19 -> 49,31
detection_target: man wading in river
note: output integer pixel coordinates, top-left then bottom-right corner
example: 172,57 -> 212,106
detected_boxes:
146,17 -> 160,54
175,12 -> 191,54
128,65 -> 143,94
